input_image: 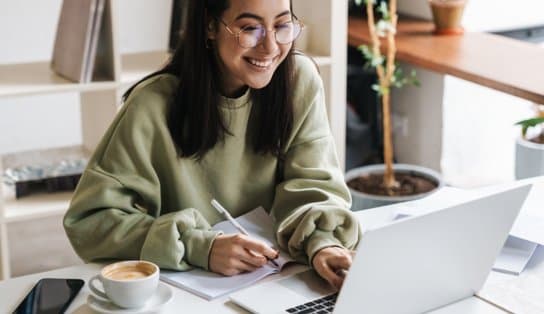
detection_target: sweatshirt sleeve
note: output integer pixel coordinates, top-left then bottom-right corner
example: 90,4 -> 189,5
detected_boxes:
63,77 -> 220,271
270,57 -> 361,265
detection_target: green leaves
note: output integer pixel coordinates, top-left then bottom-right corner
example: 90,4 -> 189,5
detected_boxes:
392,68 -> 420,89
515,117 -> 544,137
355,0 -> 418,96
358,45 -> 419,95
354,0 -> 376,5
377,1 -> 390,20
358,45 -> 384,68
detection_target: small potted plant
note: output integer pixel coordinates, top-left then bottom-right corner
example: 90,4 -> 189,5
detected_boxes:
428,0 -> 467,35
346,0 -> 444,210
515,104 -> 544,179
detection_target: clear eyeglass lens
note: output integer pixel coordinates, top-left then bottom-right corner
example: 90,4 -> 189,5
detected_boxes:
238,22 -> 302,48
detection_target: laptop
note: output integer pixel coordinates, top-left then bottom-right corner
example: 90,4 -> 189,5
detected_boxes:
230,184 -> 532,314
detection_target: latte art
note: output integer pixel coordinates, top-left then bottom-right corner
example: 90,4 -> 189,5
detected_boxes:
105,265 -> 155,281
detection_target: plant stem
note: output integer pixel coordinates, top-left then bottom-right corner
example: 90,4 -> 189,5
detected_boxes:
366,0 -> 399,190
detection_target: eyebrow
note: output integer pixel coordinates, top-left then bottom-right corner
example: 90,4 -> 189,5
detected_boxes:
234,10 -> 291,22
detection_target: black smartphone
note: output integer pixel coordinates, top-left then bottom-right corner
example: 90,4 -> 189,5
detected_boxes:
13,278 -> 85,314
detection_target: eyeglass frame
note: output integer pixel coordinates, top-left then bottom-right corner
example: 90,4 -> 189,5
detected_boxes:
215,15 -> 305,48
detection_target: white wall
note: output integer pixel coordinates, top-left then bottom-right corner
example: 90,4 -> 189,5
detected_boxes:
392,64 -> 444,172
441,78 -> 533,187
0,0 -> 172,154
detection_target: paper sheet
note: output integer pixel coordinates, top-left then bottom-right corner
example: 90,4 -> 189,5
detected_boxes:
160,207 -> 293,300
492,236 -> 538,275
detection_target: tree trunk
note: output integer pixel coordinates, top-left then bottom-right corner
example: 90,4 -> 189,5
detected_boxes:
382,92 -> 396,189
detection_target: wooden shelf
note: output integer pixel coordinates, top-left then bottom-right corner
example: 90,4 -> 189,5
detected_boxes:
0,61 -> 117,98
0,50 -> 173,98
120,51 -> 171,85
3,191 -> 72,223
348,16 -> 544,104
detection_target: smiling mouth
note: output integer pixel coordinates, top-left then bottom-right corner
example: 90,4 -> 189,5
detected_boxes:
244,57 -> 277,69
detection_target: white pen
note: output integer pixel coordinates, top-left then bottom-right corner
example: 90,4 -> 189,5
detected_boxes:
211,199 -> 279,267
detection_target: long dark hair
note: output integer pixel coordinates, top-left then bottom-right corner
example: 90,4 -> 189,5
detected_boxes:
123,0 -> 296,159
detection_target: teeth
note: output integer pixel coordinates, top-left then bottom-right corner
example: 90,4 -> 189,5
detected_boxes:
247,58 -> 273,68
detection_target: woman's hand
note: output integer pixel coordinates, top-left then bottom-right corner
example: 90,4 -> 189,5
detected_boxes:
209,234 -> 278,276
312,246 -> 354,290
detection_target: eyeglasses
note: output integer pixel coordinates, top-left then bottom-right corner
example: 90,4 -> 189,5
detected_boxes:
217,18 -> 304,48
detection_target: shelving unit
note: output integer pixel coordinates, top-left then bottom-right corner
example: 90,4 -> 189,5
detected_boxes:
0,0 -> 348,280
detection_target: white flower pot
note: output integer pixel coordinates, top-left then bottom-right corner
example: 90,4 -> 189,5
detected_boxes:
515,137 -> 544,179
345,164 -> 444,211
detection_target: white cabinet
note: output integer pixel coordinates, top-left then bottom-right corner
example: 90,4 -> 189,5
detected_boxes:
0,0 -> 347,280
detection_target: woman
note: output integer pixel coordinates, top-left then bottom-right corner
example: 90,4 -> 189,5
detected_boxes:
64,0 -> 360,290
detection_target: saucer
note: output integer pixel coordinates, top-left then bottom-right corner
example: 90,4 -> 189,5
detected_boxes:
87,282 -> 173,314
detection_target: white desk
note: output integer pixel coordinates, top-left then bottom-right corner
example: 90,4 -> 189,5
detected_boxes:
1,197 -> 543,313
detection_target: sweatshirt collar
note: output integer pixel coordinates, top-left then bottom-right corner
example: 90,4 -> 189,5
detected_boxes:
220,88 -> 251,109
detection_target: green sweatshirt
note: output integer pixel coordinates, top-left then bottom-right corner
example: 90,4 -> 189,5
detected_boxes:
63,55 -> 360,271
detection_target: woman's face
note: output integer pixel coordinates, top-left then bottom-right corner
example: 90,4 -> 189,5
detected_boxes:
210,0 -> 293,96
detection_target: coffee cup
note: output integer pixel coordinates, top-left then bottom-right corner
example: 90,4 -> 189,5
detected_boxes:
89,260 -> 159,308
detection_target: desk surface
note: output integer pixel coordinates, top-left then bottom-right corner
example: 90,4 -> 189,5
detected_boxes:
2,197 -> 535,313
348,16 -> 544,104
0,263 -> 506,314
5,183 -> 544,313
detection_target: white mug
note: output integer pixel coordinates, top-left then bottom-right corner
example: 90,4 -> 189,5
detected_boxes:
89,260 -> 159,308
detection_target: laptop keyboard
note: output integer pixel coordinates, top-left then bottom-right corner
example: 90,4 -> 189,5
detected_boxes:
285,293 -> 338,313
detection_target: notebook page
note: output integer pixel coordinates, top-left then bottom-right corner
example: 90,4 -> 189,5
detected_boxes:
161,265 -> 279,300
160,207 -> 293,299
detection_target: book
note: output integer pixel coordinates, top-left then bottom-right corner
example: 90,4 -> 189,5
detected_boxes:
88,0 -> 116,82
51,0 -> 112,83
160,207 -> 297,300
83,0 -> 106,83
51,0 -> 98,82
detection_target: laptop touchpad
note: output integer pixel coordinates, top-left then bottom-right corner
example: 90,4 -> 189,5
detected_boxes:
278,270 -> 336,299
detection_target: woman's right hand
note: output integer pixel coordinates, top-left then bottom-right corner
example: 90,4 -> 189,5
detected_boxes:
209,234 -> 278,276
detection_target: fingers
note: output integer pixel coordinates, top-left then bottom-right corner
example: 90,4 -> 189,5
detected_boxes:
236,235 -> 278,259
229,259 -> 259,275
209,234 -> 278,276
313,247 -> 354,290
328,253 -> 352,270
314,259 -> 344,290
216,259 -> 260,276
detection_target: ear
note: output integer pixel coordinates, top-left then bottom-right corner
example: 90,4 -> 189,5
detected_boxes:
206,20 -> 217,40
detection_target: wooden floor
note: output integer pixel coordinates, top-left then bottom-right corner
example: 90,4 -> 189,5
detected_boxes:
7,215 -> 83,278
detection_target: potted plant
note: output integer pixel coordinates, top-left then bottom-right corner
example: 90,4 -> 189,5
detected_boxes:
428,0 -> 467,35
346,0 -> 444,210
515,104 -> 544,179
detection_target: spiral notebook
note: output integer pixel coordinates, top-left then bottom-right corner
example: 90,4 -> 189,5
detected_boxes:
160,207 -> 296,300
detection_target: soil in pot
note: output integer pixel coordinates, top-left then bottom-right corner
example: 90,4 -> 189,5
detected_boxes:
528,134 -> 544,144
347,173 -> 438,196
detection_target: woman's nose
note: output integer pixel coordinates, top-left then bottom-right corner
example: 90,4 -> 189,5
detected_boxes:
259,29 -> 280,54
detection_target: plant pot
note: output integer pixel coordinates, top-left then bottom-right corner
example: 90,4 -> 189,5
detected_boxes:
428,0 -> 467,35
515,137 -> 544,179
345,164 -> 444,211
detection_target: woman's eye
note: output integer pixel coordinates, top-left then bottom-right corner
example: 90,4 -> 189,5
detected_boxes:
275,23 -> 292,30
242,25 -> 261,32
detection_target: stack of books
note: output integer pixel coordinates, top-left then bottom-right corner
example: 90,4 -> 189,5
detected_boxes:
51,0 -> 113,83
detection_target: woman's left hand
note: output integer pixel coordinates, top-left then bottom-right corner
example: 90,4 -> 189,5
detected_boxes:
312,246 -> 354,290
